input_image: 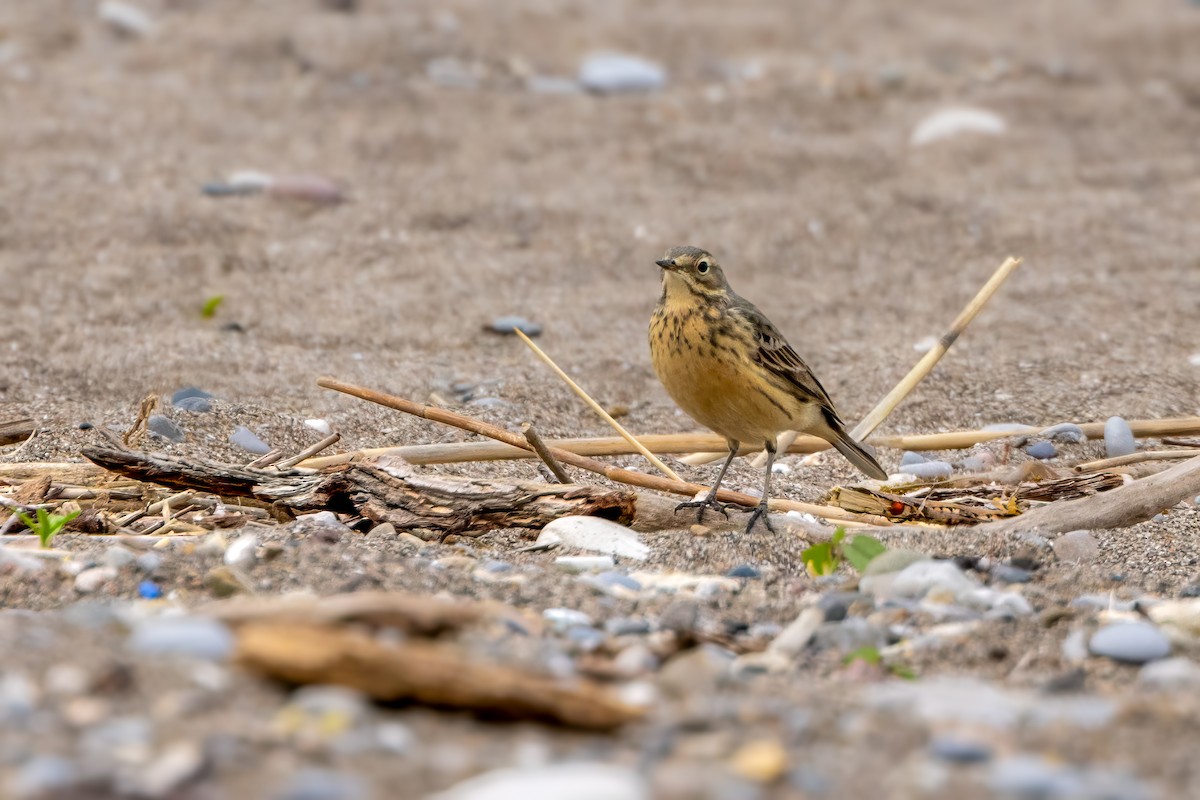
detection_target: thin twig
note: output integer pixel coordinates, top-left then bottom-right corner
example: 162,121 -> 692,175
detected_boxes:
276,433 -> 342,469
317,377 -> 892,526
512,329 -> 683,482
521,423 -> 571,483
245,449 -> 285,468
297,416 -> 1200,469
1074,449 -> 1200,473
116,490 -> 194,527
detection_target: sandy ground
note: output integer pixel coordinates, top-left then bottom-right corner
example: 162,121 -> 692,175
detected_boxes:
3,0 -> 1200,798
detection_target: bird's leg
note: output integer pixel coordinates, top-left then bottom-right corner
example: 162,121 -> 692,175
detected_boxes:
675,441 -> 740,522
745,441 -> 778,534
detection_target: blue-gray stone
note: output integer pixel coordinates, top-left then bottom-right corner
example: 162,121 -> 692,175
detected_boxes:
1103,416 -> 1136,458
817,591 -> 868,622
812,618 -> 887,653
565,626 -> 606,652
987,755 -> 1085,797
486,316 -> 543,337
273,768 -> 368,800
930,736 -> 992,763
903,460 -> 953,480
229,425 -> 270,455
579,53 -> 666,93
957,455 -> 988,472
174,396 -> 212,413
605,617 -> 652,636
1024,440 -> 1057,459
899,451 -> 927,467
1040,423 -> 1086,444
171,387 -> 213,405
1089,621 -> 1171,664
135,552 -> 163,574
991,564 -> 1034,584
725,564 -> 762,579
146,415 -> 185,443
596,571 -> 642,591
128,617 -> 235,661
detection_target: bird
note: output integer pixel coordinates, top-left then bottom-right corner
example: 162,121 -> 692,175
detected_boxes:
648,245 -> 886,532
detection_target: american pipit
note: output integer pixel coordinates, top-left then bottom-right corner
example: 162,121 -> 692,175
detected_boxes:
649,245 -> 887,532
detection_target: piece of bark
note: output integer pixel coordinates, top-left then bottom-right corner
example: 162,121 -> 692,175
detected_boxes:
198,591 -> 525,637
81,447 -> 636,538
977,454 -> 1200,534
0,419 -> 35,447
235,622 -> 643,730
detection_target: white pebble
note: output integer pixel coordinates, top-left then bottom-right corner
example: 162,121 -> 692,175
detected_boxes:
578,53 -> 666,93
223,533 -> 258,567
99,1 -> 155,37
535,517 -> 649,561
912,335 -> 938,353
911,106 -> 1007,146
74,566 -> 118,594
304,419 -> 333,435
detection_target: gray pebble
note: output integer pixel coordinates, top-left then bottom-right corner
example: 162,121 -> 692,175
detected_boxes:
103,545 -> 138,569
274,768 -> 368,800
930,736 -> 992,764
1053,530 -> 1099,563
986,755 -> 1084,797
899,451 -> 927,467
75,566 -> 118,594
606,617 -> 652,636
565,626 -> 606,653
1137,657 -> 1200,690
135,551 -> 163,574
812,618 -> 887,653
817,591 -> 868,622
724,564 -> 762,579
957,455 -> 988,472
596,571 -> 642,591
891,560 -> 979,601
373,722 -> 415,755
659,599 -> 700,633
173,396 -> 212,413
1024,440 -> 1057,459
1040,422 -> 1086,443
147,415 -> 185,443
9,755 -> 77,799
229,425 -> 270,455
579,53 -> 666,93
991,564 -> 1034,584
902,460 -> 953,480
486,316 -> 543,337
862,549 -> 928,576
171,387 -> 212,405
543,608 -> 593,632
1103,415 -> 1136,458
128,617 -> 235,661
290,511 -> 351,543
1089,621 -> 1171,664
0,671 -> 39,725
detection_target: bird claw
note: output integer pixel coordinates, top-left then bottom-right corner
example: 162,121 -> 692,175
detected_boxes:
674,495 -> 735,523
744,502 -> 776,534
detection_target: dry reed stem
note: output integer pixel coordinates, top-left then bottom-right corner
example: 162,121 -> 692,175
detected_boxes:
512,329 -> 682,482
521,423 -> 571,483
1074,449 -> 1200,473
276,432 -> 342,469
317,377 -> 891,526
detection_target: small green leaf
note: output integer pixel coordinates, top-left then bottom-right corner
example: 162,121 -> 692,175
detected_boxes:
889,663 -> 918,680
843,645 -> 882,666
842,534 -> 887,572
801,542 -> 838,577
201,294 -> 225,318
830,527 -> 846,547
14,510 -> 36,531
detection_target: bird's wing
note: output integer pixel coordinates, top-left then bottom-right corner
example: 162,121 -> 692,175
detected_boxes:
729,299 -> 845,424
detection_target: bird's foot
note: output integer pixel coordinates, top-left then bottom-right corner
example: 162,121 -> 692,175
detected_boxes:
674,493 -> 736,523
744,501 -> 776,534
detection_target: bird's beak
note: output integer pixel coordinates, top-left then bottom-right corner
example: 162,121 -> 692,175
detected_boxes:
655,259 -> 676,270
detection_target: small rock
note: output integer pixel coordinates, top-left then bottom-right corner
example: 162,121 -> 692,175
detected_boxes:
204,566 -> 251,597
1040,423 -> 1086,444
536,516 -> 648,561
129,617 -> 235,661
274,767 -> 369,800
223,533 -> 258,567
99,1 -> 154,37
428,763 -> 648,800
1147,598 -> 1200,640
1089,621 -> 1171,664
0,671 -> 39,724
565,626 -> 606,653
1103,416 -> 1136,458
305,419 -> 333,435
817,591 -> 868,622
174,396 -> 212,413
899,460 -> 953,480
911,106 -> 1006,146
578,53 -> 666,93
986,756 -> 1077,797
606,617 -> 652,636
367,522 -> 396,540
75,566 -> 118,594
658,644 -> 734,697
197,531 -> 227,557
486,316 -> 543,337
373,722 -> 415,755
659,599 -> 700,633
1053,530 -> 1099,563
146,415 -> 185,443
899,451 -> 926,467
1024,440 -> 1057,459
171,387 -> 213,405
291,511 -> 351,543
768,607 -> 824,658
9,755 -> 78,799
44,664 -> 90,696
135,551 -> 162,574
724,564 -> 762,579
229,426 -> 271,455
613,644 -> 657,677
890,560 -> 979,602
729,738 -> 788,784
103,545 -> 138,569
863,549 -> 928,577
991,564 -> 1034,584
957,454 -> 991,472
134,740 -> 207,798
555,555 -> 615,573
1137,657 -> 1200,690
812,618 -> 887,653
930,736 -> 992,764
543,608 -> 593,632
138,580 -> 163,599
266,175 -> 345,205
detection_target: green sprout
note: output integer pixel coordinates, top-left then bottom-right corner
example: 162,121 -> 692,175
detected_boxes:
201,294 -> 225,318
14,507 -> 80,549
801,528 -> 887,577
843,645 -> 917,680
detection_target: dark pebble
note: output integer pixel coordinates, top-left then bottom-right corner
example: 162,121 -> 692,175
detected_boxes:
817,592 -> 866,622
1024,440 -> 1057,459
486,316 -> 543,337
78,422 -> 93,430
725,564 -> 762,579
992,564 -> 1034,584
606,617 -> 652,636
930,736 -> 993,764
172,387 -> 214,405
146,415 -> 185,443
659,599 -> 700,633
1180,584 -> 1200,598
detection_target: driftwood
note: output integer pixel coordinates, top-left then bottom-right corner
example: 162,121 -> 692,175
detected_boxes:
978,454 -> 1200,534
235,622 -> 643,730
82,447 -> 636,539
0,418 -> 35,447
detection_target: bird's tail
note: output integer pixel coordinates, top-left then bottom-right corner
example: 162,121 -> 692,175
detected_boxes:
827,423 -> 888,480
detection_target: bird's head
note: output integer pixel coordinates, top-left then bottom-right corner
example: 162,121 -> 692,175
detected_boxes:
655,246 -> 730,296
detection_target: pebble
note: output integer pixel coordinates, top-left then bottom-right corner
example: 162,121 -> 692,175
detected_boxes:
136,551 -> 163,573
554,555 -> 615,573
128,617 -> 235,661
197,531 -> 228,557
174,396 -> 212,413
1040,423 -> 1087,444
171,387 -> 213,405
991,564 -> 1034,584
75,566 -> 118,594
275,767 -> 369,800
813,618 -> 887,653
910,106 -> 1007,146
229,425 -> 271,455
1024,440 -> 1058,459
134,740 -> 207,798
103,545 -> 138,569
373,722 -> 415,755
890,561 -> 979,602
1053,530 -> 1099,563
1137,657 -> 1200,690
606,617 -> 652,636
986,755 -> 1082,797
658,644 -> 734,697
899,451 -> 927,466
659,599 -> 700,633
543,608 -> 593,633
291,511 -> 352,543
146,414 -> 185,443
429,763 -> 648,800
768,607 -> 825,658
899,460 -> 953,480
817,591 -> 867,622
729,738 -> 788,784
613,644 -> 657,677
536,516 -> 648,561
1103,416 -> 1136,458
1089,621 -> 1171,664
367,522 -> 396,540
486,316 -> 543,337
957,454 -> 992,472
565,626 -> 606,653
929,736 -> 992,764
725,564 -> 762,579
99,1 -> 155,37
138,580 -> 163,599
862,549 -> 930,577
578,53 -> 666,93
204,566 -> 251,597
305,418 -> 333,435
223,532 -> 258,567
0,671 -> 39,724
9,755 -> 78,798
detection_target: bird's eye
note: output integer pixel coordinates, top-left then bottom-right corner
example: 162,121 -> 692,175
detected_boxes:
697,261 -> 710,274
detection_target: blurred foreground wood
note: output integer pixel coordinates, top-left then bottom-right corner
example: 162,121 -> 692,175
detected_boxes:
0,418 -> 35,447
235,622 -> 643,730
